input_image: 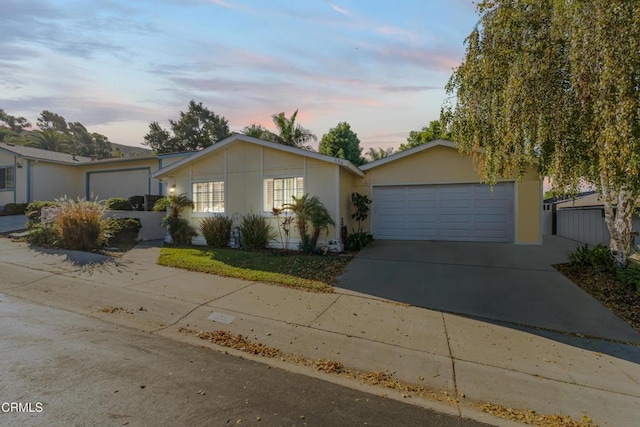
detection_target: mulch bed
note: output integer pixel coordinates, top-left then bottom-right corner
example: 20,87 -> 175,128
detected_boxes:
555,263 -> 640,333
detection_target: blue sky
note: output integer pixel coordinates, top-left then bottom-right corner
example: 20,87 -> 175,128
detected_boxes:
1,0 -> 479,150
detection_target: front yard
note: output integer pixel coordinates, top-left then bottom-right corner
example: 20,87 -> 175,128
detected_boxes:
158,247 -> 351,293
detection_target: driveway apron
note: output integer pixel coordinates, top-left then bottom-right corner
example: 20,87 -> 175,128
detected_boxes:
337,236 -> 640,344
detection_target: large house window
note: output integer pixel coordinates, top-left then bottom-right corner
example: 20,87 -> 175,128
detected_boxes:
0,166 -> 15,190
192,181 -> 225,213
263,177 -> 304,211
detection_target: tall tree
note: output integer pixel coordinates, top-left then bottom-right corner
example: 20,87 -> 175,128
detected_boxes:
37,110 -> 68,133
0,109 -> 31,133
318,122 -> 364,165
398,120 -> 450,152
443,0 -> 640,266
143,101 -> 231,153
364,147 -> 395,162
270,110 -> 316,149
242,123 -> 276,141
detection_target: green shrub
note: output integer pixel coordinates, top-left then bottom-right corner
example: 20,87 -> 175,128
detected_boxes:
25,201 -> 59,229
569,243 -> 615,272
199,216 -> 232,247
26,225 -> 59,248
53,196 -> 107,251
2,203 -> 28,215
240,213 -> 276,250
129,195 -> 145,211
617,263 -> 640,294
346,231 -> 373,251
167,218 -> 197,246
104,217 -> 142,243
105,197 -> 133,211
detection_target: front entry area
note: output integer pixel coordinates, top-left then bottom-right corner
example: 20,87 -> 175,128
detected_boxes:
372,182 -> 514,242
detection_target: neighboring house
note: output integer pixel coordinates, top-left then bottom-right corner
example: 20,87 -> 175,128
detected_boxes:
0,142 -> 164,206
152,135 -> 543,247
554,192 -> 640,247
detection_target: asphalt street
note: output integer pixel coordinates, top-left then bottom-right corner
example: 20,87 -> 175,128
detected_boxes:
0,294 -> 487,427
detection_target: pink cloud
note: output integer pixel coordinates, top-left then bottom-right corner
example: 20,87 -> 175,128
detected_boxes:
376,25 -> 419,42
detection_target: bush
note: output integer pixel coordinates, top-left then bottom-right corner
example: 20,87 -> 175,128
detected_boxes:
105,197 -> 133,211
167,218 -> 197,246
199,216 -> 232,247
26,225 -> 59,248
129,195 -> 145,211
569,243 -> 615,272
346,231 -> 373,251
1,203 -> 28,215
104,217 -> 142,243
52,196 -> 108,251
617,263 -> 640,294
240,213 -> 276,250
25,201 -> 59,229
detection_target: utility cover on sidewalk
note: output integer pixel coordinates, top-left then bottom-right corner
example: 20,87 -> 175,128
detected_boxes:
207,312 -> 235,324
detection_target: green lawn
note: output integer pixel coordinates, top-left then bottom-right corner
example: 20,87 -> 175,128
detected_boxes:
158,247 -> 352,292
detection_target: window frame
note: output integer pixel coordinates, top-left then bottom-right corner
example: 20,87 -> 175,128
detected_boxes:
0,165 -> 15,191
263,176 -> 304,212
191,180 -> 225,214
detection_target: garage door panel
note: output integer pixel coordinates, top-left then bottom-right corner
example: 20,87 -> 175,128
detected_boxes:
373,183 -> 514,242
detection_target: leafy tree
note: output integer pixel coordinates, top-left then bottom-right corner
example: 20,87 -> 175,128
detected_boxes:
144,101 -> 231,153
442,0 -> 640,266
270,110 -> 316,149
27,129 -> 70,152
364,147 -> 394,162
37,110 -> 68,133
398,120 -> 449,152
318,122 -> 364,165
0,109 -> 31,133
242,123 -> 276,141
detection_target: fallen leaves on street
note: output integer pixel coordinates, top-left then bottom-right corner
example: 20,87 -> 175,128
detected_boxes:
477,403 -> 595,427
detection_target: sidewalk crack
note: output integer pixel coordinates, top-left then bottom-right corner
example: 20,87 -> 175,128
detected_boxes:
442,312 -> 461,417
307,294 -> 341,326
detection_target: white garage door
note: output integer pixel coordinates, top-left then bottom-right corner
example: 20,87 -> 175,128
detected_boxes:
372,183 -> 514,242
88,169 -> 150,200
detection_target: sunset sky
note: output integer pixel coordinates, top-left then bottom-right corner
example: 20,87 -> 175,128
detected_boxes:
1,0 -> 479,151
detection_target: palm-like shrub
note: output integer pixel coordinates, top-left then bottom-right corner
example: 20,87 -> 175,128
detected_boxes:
284,194 -> 334,253
199,216 -> 233,247
240,213 -> 276,250
153,193 -> 197,245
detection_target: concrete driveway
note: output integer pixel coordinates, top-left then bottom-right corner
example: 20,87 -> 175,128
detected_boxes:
337,236 -> 640,344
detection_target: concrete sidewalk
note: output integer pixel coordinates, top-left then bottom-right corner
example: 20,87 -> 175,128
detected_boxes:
1,238 -> 639,426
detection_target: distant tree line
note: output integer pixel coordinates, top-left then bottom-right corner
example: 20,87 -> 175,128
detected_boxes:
143,100 -> 449,164
0,108 -> 124,159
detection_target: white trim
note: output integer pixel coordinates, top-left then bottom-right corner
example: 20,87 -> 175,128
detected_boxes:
151,134 -> 365,179
369,178 -> 514,187
224,149 -> 228,213
262,175 -> 304,213
360,139 -> 458,171
260,146 -> 264,212
334,164 -> 340,241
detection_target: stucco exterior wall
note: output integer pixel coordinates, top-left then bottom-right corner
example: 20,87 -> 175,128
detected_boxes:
30,162 -> 82,201
339,168 -> 356,234
357,145 -> 541,244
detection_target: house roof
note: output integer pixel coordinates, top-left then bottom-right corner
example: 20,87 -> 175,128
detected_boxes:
557,193 -> 605,209
359,139 -> 458,171
0,142 -> 91,164
152,134 -> 365,179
